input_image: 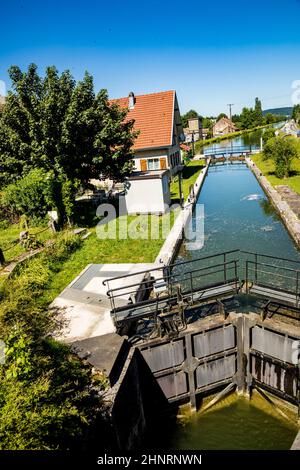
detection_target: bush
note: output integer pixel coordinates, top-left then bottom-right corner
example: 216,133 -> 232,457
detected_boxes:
1,169 -> 55,221
263,136 -> 298,178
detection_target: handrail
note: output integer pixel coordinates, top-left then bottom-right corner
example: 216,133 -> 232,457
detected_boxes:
102,249 -> 240,286
241,250 -> 300,266
104,250 -> 300,319
106,260 -> 238,298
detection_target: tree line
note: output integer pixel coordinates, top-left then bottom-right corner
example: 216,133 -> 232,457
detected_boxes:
181,97 -> 287,138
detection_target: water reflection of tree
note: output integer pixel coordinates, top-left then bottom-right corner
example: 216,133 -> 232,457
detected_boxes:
259,198 -> 280,221
242,129 -> 263,147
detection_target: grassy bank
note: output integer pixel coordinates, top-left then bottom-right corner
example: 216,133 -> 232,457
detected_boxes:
0,159 -> 206,303
170,159 -> 205,201
252,144 -> 300,194
0,223 -> 53,263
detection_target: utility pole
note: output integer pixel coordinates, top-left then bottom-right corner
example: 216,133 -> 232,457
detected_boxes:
227,103 -> 234,120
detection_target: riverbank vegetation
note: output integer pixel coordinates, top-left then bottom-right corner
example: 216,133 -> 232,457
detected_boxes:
0,233 -> 110,450
182,97 -> 285,144
252,138 -> 300,193
0,64 -> 142,449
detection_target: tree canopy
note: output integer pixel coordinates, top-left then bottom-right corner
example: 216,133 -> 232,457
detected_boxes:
0,64 -> 137,223
181,109 -> 200,128
292,104 -> 300,124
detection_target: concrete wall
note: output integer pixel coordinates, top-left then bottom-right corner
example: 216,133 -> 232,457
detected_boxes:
110,348 -> 169,450
246,157 -> 300,247
155,160 -> 210,265
125,175 -> 170,214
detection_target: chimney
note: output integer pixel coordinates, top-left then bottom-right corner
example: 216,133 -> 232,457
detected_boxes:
128,91 -> 135,109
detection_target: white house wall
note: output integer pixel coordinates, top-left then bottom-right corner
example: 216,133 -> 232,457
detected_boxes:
125,178 -> 170,214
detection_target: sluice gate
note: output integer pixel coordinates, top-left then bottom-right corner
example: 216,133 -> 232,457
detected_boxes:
103,250 -> 300,414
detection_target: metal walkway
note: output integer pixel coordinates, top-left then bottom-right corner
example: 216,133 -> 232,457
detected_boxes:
204,145 -> 260,159
103,250 -> 300,331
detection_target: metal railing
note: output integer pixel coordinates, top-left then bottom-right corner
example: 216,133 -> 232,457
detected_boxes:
204,145 -> 259,157
103,249 -> 300,323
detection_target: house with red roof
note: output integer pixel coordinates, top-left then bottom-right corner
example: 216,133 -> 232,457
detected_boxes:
110,90 -> 184,175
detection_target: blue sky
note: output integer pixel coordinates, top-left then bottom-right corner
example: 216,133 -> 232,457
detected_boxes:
1,0 -> 300,115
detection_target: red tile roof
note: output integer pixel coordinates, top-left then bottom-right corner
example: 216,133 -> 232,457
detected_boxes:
110,90 -> 175,150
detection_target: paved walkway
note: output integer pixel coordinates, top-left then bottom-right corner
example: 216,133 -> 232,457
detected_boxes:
52,262 -> 158,343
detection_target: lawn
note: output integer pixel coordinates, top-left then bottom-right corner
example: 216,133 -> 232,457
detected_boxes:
252,148 -> 300,194
2,159 -> 206,303
41,213 -> 178,304
170,159 -> 205,202
0,223 -> 53,263
43,160 -> 206,302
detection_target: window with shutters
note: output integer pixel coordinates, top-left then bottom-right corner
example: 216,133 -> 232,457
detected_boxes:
147,158 -> 160,170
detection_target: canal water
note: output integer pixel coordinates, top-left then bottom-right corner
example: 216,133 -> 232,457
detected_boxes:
171,152 -> 300,450
203,122 -> 284,155
169,391 -> 298,450
178,162 -> 300,263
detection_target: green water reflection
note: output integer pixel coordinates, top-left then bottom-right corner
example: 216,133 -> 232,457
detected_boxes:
179,162 -> 300,261
170,392 -> 298,450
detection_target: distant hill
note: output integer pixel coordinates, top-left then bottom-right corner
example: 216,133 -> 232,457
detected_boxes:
262,107 -> 293,117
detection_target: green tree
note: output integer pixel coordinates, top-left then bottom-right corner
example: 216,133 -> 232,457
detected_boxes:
254,97 -> 263,125
262,126 -> 276,143
263,136 -> 298,178
216,113 -> 228,121
181,109 -> 199,128
0,64 -> 137,223
292,104 -> 300,124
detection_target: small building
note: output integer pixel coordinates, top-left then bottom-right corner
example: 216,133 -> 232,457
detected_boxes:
213,117 -> 237,136
110,90 -> 184,176
184,117 -> 203,143
124,170 -> 171,214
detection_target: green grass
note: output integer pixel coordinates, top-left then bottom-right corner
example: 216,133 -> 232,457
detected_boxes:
0,223 -> 53,263
41,212 -> 177,304
2,159 -> 206,303
252,143 -> 300,194
170,159 -> 205,202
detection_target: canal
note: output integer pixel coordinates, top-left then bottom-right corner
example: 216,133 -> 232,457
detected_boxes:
178,161 -> 300,262
170,153 -> 300,450
203,122 -> 284,155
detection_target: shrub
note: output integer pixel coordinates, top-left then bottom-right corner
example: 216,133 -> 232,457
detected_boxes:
1,168 -> 55,221
263,136 -> 298,178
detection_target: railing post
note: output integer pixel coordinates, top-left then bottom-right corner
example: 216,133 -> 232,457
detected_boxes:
246,261 -> 249,293
224,253 -> 227,283
255,253 -> 258,283
234,260 -> 238,290
296,271 -> 299,308
190,271 -> 194,303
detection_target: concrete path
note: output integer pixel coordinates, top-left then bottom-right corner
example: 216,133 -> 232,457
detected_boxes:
52,262 -> 158,343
